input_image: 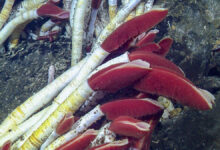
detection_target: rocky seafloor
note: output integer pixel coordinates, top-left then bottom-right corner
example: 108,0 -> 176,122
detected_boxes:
0,0 -> 220,149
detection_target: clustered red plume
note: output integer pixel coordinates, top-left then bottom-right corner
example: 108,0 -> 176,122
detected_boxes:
0,2 -> 215,150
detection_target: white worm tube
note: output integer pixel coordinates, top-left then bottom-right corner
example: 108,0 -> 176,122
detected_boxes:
19,49 -> 105,148
79,52 -> 130,113
49,25 -> 62,41
11,58 -> 87,149
71,0 -> 91,65
79,91 -> 106,113
8,20 -> 31,49
55,48 -> 109,107
20,2 -> 145,146
17,0 -> 47,15
88,52 -> 130,77
63,0 -> 72,36
0,10 -> 39,46
0,0 -> 15,29
86,8 -> 99,47
40,130 -> 59,150
7,0 -> 47,49
61,1 -> 141,100
93,0 -> 141,49
21,50 -> 131,149
0,57 -> 86,136
44,52 -> 130,149
90,123 -> 116,147
45,105 -> 104,150
20,81 -> 94,149
108,0 -> 117,21
69,0 -> 78,28
121,0 -> 129,5
11,107 -> 52,150
124,0 -> 136,21
48,65 -> 55,84
0,106 -> 50,147
136,2 -> 145,16
21,47 -> 107,149
145,0 -> 154,12
39,19 -> 56,36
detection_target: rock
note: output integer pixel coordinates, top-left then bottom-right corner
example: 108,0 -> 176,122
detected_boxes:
154,0 -> 220,81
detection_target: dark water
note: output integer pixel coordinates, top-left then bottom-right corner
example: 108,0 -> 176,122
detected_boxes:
0,0 -> 220,149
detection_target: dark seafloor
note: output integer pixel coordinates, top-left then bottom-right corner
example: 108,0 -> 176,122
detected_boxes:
0,0 -> 220,150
